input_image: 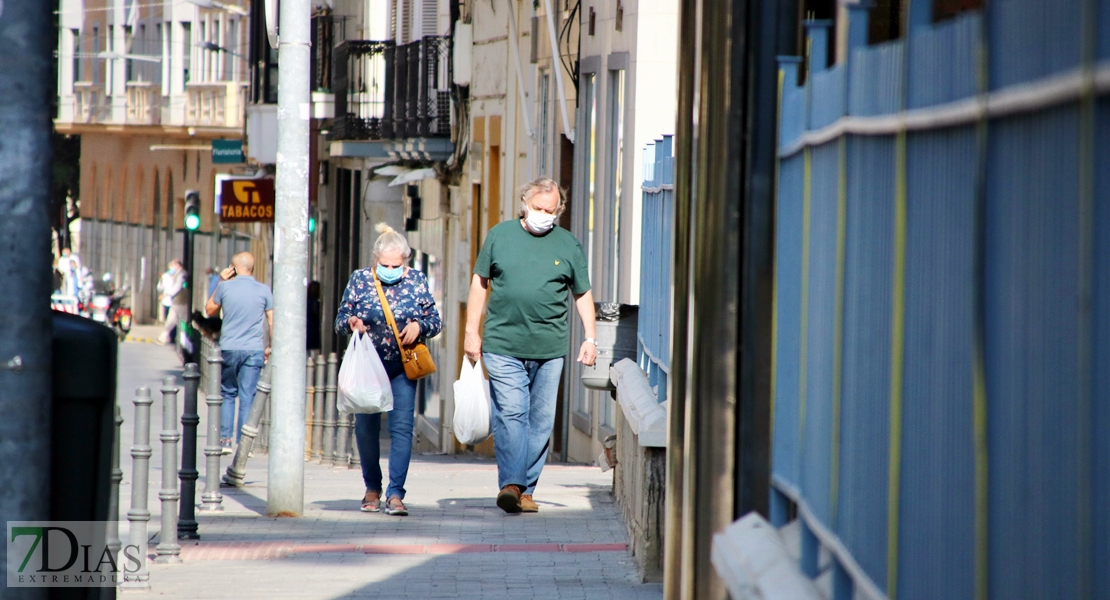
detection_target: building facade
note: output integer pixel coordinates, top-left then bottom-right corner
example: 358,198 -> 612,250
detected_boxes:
56,0 -> 260,324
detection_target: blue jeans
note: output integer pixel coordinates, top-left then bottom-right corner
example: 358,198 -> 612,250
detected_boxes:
483,352 -> 564,495
220,350 -> 265,442
354,360 -> 417,499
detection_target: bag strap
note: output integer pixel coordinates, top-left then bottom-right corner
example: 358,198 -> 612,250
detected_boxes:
372,271 -> 407,351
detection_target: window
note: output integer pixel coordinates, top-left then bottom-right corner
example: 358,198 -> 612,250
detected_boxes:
92,26 -> 100,83
199,20 -> 207,80
582,73 -> 598,278
606,69 -> 625,299
225,19 -> 238,80
212,19 -> 221,80
72,29 -> 82,83
182,23 -> 191,83
124,26 -> 133,81
573,72 -> 598,429
537,71 -> 550,176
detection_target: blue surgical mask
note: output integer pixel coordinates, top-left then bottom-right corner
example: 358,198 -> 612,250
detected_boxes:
376,264 -> 404,284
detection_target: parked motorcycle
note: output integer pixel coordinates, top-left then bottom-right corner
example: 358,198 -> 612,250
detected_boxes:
107,285 -> 133,341
87,274 -> 132,340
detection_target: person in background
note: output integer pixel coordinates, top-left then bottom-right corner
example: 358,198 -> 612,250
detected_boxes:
157,259 -> 188,345
156,260 -> 180,323
464,177 -> 597,514
307,280 -> 322,356
206,267 -> 222,303
57,247 -> 80,296
206,252 -> 274,454
335,223 -> 442,516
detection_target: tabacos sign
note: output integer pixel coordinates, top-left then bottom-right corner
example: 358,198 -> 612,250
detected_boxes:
7,522 -> 144,587
219,178 -> 276,223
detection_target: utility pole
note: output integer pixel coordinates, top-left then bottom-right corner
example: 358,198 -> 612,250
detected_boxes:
267,0 -> 310,516
0,1 -> 53,597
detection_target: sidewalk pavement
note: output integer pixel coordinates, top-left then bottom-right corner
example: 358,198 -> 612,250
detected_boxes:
116,331 -> 663,599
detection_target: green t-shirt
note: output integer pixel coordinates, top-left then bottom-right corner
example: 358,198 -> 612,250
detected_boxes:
474,220 -> 592,359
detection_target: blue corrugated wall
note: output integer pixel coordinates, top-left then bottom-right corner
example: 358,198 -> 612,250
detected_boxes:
769,3 -> 1110,598
1096,97 -> 1110,600
899,128 -> 977,600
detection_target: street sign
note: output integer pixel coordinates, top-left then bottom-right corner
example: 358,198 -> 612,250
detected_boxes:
219,179 -> 275,223
212,139 -> 244,164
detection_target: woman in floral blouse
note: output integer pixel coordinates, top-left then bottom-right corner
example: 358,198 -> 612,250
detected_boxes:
335,223 -> 442,516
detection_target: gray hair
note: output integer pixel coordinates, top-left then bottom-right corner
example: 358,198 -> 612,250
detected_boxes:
371,222 -> 412,262
517,177 -> 567,218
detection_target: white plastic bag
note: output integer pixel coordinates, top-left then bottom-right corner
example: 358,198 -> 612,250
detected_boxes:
452,357 -> 492,445
337,333 -> 394,414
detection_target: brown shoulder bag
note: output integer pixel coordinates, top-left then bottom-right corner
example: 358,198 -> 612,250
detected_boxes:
373,271 -> 437,380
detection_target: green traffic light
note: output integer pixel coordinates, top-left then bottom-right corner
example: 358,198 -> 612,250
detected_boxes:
185,214 -> 201,230
309,217 -> 316,233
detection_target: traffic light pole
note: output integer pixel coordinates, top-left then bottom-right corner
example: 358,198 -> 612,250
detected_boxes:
182,228 -> 197,364
267,0 -> 310,517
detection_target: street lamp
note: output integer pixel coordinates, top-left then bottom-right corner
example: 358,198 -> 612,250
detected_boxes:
184,0 -> 248,16
97,51 -> 162,63
194,40 -> 245,60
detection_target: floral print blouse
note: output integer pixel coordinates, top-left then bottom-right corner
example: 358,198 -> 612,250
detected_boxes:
334,267 -> 442,362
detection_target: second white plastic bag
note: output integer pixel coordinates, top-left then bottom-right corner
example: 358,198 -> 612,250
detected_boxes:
452,357 -> 492,445
337,333 -> 394,414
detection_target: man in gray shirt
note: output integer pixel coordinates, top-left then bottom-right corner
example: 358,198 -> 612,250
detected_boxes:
206,252 -> 274,453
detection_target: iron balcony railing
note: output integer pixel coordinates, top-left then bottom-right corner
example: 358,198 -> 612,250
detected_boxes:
332,36 -> 451,141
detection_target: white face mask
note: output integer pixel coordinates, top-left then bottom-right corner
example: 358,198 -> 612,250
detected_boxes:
525,209 -> 556,234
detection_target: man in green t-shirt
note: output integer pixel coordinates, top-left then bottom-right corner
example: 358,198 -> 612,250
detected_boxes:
465,177 -> 598,514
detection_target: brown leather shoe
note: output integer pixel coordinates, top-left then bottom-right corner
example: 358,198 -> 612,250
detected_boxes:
520,494 -> 539,513
496,485 -> 523,514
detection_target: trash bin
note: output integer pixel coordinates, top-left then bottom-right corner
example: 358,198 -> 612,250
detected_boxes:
51,311 -> 118,523
581,303 -> 639,391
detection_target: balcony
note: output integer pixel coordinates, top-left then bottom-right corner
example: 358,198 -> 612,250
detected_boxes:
185,82 -> 248,128
333,36 -> 452,142
126,82 -> 160,125
73,83 -> 109,123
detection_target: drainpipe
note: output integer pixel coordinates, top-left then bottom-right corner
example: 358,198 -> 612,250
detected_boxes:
542,0 -> 574,143
504,0 -> 536,168
0,1 -> 54,598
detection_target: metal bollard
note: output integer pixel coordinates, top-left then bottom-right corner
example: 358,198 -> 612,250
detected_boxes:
335,407 -> 350,469
178,363 -> 201,539
349,414 -> 361,469
323,353 -> 338,466
106,403 -> 123,560
223,365 -> 273,487
156,376 -> 182,564
199,347 -> 224,511
259,378 -> 271,453
312,355 -> 326,461
121,387 -> 152,590
304,356 -> 314,460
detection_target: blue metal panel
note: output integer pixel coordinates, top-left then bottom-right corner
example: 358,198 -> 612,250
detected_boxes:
984,106 -> 1084,599
1095,98 -> 1110,600
837,135 -> 896,590
908,14 -> 980,109
781,85 -> 808,150
637,137 -> 674,389
849,40 -> 906,117
773,154 -> 806,487
987,0 -> 1083,90
1102,0 -> 1110,59
802,142 -> 841,525
896,128 -> 977,600
811,65 -> 847,131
